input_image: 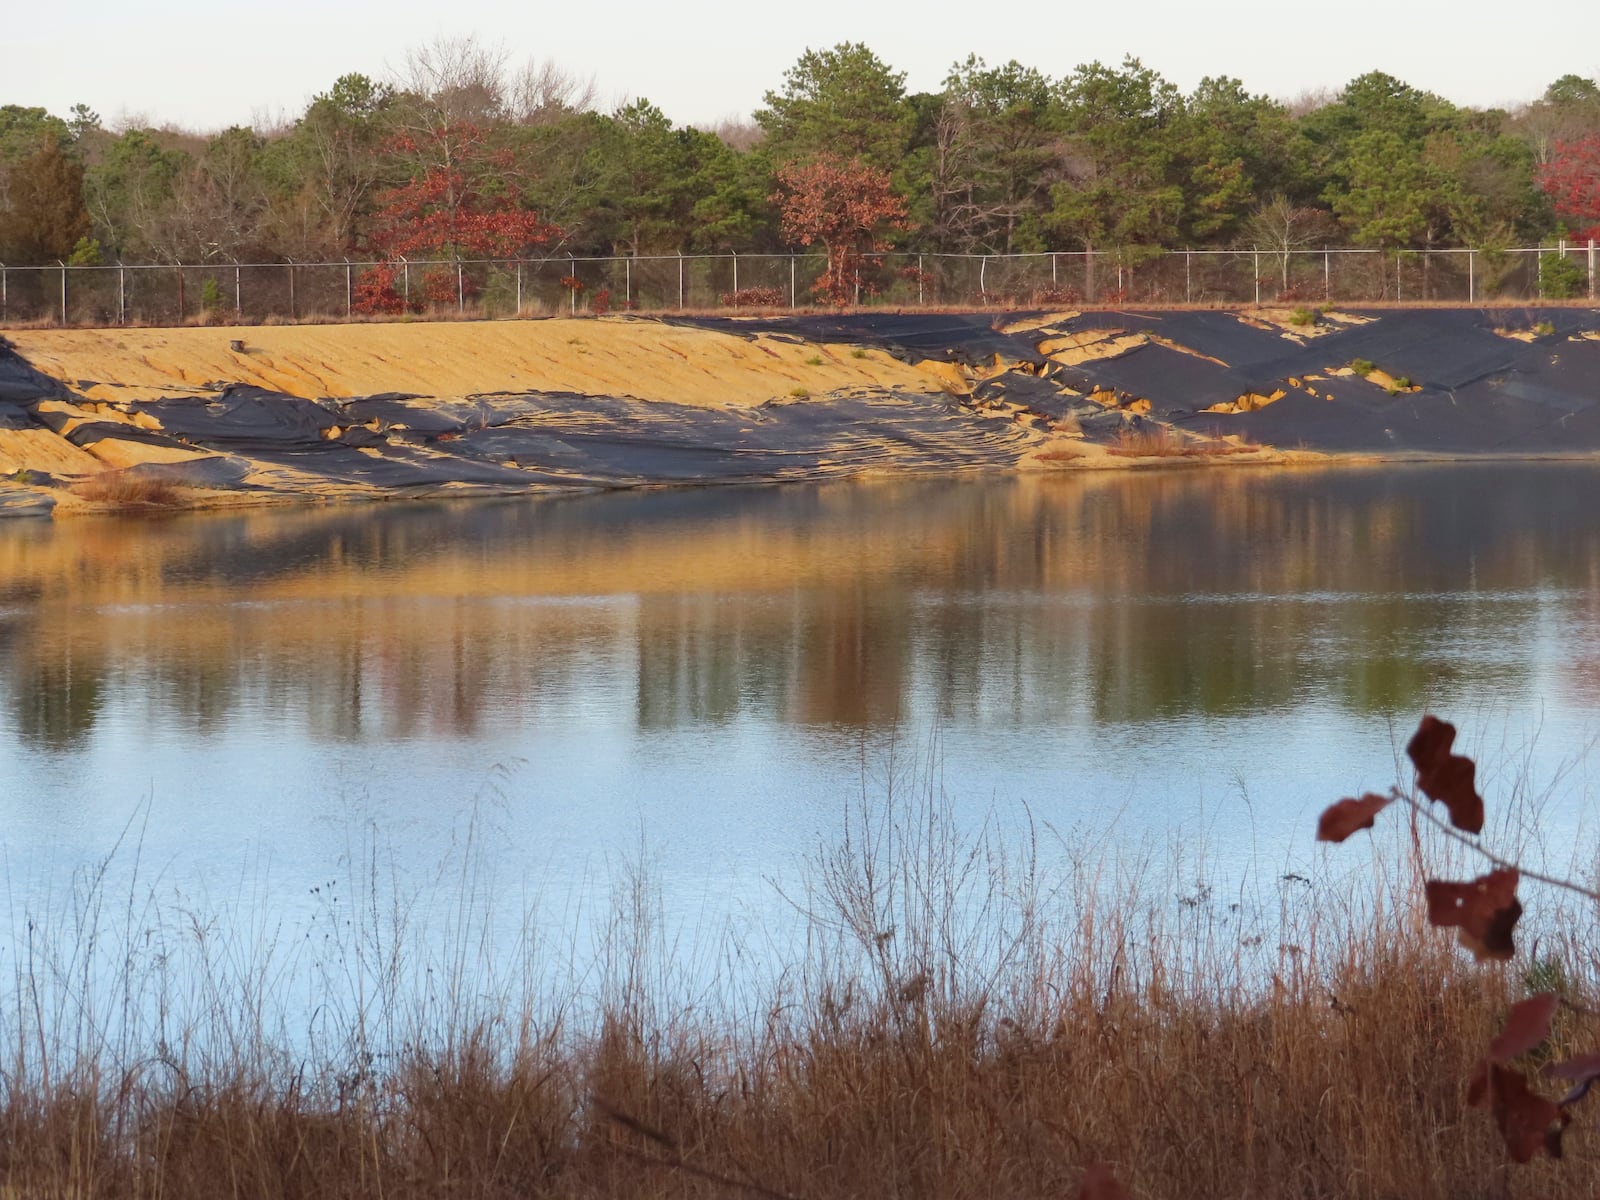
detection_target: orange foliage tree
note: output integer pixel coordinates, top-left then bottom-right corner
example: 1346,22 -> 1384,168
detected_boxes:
773,152 -> 908,305
357,122 -> 561,312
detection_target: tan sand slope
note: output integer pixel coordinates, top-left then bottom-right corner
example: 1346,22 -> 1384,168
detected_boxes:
7,318 -> 946,408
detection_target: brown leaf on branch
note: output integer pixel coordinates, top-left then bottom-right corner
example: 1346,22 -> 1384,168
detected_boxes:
1490,993 -> 1559,1062
1547,1051 -> 1600,1105
1467,1061 -> 1569,1162
1077,1163 -> 1133,1200
1405,715 -> 1485,833
1424,869 -> 1522,960
1317,793 -> 1392,842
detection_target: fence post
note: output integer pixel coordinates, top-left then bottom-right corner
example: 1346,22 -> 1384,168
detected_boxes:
286,258 -> 296,320
516,261 -> 523,316
344,259 -> 351,317
176,263 -> 185,320
791,255 -> 797,309
1252,249 -> 1260,306
58,261 -> 67,325
625,256 -> 631,308
0,263 -> 6,321
1051,252 -> 1057,288
1468,250 -> 1475,304
1324,249 -> 1330,302
677,253 -> 684,310
918,253 -> 925,306
980,255 -> 988,300
235,262 -> 243,318
569,256 -> 577,314
117,262 -> 125,325
456,260 -> 464,313
401,257 -> 410,308
1185,250 -> 1191,303
1590,239 -> 1596,300
732,251 -> 738,296
1396,251 -> 1401,302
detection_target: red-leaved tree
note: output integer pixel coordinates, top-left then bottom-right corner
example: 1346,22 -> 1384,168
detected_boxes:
357,121 -> 561,312
773,153 -> 908,306
1538,134 -> 1600,243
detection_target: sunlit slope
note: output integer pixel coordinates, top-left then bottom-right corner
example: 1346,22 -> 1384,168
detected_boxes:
7,317 -> 944,407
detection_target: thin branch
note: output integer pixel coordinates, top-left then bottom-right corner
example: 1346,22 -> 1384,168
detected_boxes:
1395,787 -> 1600,905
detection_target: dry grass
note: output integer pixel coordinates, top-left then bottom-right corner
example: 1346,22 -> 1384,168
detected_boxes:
1106,426 -> 1256,458
0,780 -> 1588,1200
70,469 -> 186,509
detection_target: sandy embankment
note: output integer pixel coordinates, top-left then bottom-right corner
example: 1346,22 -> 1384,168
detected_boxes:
2,316 -> 1098,516
4,306 -> 1598,517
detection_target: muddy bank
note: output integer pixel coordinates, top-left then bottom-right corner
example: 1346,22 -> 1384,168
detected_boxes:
1,307 -> 1596,516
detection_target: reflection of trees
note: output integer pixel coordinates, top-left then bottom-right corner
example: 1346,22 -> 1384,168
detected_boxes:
8,634 -> 106,750
4,465 -> 1600,741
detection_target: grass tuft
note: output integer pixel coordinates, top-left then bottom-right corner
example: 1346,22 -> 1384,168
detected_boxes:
70,469 -> 185,509
1106,426 -> 1254,458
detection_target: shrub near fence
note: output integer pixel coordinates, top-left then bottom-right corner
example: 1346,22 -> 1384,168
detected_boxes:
0,244 -> 1595,326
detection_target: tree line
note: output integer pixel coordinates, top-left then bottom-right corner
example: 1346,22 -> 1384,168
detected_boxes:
2,38 -> 1598,306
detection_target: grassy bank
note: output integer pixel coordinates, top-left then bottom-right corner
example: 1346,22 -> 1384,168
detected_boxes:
0,784 -> 1591,1199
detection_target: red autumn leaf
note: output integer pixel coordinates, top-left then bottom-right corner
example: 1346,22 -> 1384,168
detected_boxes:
1490,993 -> 1559,1063
1468,1062 -> 1569,1163
1077,1163 -> 1133,1200
1317,793 -> 1392,842
1405,715 -> 1485,833
1424,869 -> 1522,961
1538,135 -> 1600,243
1546,1051 -> 1600,1105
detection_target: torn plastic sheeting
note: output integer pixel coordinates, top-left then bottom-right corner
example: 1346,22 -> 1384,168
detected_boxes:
62,420 -> 197,451
123,456 -> 254,488
340,396 -> 466,435
0,345 -> 63,404
1059,310 -> 1305,367
130,387 -> 342,449
242,441 -> 536,489
672,312 -> 1046,367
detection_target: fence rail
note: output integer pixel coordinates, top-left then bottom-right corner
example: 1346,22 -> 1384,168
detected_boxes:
1,244 -> 1596,326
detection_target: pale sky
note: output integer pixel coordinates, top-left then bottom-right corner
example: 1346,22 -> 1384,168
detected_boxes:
12,0 -> 1597,133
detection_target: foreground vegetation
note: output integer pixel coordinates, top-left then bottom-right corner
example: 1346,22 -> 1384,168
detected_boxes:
1,759 -> 1594,1200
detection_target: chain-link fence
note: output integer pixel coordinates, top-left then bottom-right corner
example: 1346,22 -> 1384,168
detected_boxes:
2,243 -> 1596,326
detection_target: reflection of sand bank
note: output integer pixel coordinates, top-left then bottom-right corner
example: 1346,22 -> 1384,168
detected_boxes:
3,468 -> 1584,744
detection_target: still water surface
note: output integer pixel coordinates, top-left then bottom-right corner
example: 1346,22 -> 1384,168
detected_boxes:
3,465 -> 1600,968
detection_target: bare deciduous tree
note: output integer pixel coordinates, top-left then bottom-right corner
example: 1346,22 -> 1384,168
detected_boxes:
1244,194 -> 1337,292
509,60 -> 598,126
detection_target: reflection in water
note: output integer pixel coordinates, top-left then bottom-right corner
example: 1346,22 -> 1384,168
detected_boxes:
2,465 -> 1598,748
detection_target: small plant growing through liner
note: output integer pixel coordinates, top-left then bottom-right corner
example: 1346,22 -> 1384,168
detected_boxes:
1318,713 -> 1600,1164
1289,306 -> 1317,327
1348,358 -> 1376,377
805,355 -> 825,366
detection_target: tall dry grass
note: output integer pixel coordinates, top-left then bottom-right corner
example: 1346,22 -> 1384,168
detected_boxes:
70,469 -> 185,510
0,770 -> 1590,1199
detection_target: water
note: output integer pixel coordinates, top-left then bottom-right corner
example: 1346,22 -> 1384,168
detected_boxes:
3,464 -> 1600,1013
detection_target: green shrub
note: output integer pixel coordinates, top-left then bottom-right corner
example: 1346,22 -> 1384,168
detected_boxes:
1539,252 -> 1585,300
1349,358 -> 1375,377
